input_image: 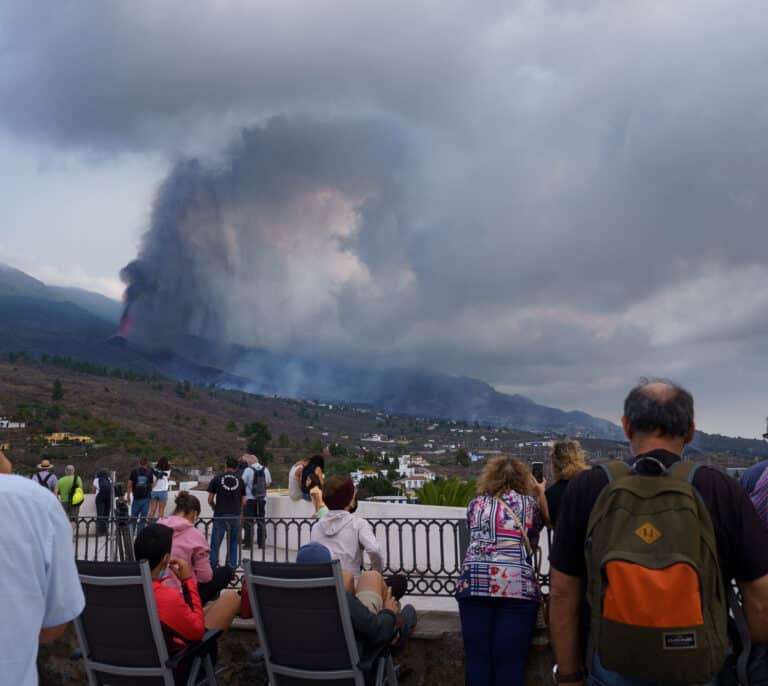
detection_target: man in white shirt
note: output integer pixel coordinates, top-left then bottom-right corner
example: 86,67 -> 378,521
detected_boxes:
0,450 -> 85,685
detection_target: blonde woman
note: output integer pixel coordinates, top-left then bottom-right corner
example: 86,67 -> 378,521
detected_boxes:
455,456 -> 550,686
545,440 -> 588,527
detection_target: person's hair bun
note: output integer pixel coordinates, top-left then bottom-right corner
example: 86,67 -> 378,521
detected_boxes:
174,490 -> 201,515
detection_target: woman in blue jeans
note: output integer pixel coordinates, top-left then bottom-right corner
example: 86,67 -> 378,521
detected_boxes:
455,456 -> 551,686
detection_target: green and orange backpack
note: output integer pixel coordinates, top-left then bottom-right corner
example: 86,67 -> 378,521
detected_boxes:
585,458 -> 729,684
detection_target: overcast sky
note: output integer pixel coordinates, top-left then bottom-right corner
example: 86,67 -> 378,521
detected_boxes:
1,0 -> 767,438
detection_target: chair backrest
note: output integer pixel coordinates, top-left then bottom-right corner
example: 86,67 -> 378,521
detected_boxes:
75,560 -> 173,686
245,560 -> 363,686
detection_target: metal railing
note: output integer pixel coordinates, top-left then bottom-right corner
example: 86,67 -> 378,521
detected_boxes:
72,515 -> 471,597
72,515 -> 552,598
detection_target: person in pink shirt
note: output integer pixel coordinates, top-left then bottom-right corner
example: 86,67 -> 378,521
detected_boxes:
158,491 -> 234,604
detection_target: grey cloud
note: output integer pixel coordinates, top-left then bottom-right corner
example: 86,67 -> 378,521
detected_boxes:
3,0 -> 768,435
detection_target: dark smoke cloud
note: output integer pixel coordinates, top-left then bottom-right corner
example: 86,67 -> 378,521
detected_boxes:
121,116 -> 411,353
3,0 -> 768,435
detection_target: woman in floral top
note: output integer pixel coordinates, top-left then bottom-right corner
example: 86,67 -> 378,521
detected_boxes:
455,456 -> 551,686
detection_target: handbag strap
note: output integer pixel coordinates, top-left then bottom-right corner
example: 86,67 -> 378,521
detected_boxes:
495,496 -> 533,557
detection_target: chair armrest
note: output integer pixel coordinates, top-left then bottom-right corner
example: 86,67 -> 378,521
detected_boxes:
166,629 -> 223,670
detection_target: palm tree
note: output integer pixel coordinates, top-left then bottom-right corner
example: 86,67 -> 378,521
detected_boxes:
415,478 -> 476,507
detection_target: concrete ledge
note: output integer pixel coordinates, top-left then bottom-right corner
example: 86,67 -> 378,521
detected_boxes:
38,621 -> 554,685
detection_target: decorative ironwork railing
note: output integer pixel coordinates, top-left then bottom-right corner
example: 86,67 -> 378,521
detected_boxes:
72,514 -> 552,598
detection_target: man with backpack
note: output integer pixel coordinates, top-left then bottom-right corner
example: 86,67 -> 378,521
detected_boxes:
549,380 -> 768,686
93,469 -> 113,536
239,454 -> 271,549
127,457 -> 155,533
32,459 -> 58,493
54,464 -> 85,533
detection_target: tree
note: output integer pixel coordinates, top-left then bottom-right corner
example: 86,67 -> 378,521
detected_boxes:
278,433 -> 291,449
225,420 -> 238,433
414,478 -> 476,507
51,379 -> 64,401
329,443 -> 348,457
243,421 -> 272,458
455,448 -> 470,467
358,476 -> 398,497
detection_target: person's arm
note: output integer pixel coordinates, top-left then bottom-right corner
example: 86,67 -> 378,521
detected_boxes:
207,479 -> 216,509
359,522 -> 383,571
739,574 -> 768,643
530,476 -> 552,529
264,467 -> 272,488
126,474 -> 133,502
346,594 -> 397,645
550,569 -> 585,685
41,499 -> 85,642
39,624 -> 68,643
192,539 -> 214,584
310,486 -> 327,516
158,560 -> 205,642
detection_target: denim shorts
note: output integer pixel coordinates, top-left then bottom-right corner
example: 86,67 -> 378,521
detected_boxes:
151,491 -> 169,502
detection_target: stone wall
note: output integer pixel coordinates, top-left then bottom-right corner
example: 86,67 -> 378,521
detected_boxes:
39,616 -> 554,685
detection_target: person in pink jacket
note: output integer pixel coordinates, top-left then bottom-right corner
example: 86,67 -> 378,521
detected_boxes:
157,491 -> 234,604
310,475 -> 383,575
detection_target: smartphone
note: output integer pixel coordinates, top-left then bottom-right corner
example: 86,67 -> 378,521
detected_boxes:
531,461 -> 544,483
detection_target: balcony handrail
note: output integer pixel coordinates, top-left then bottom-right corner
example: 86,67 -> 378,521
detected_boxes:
70,514 -> 551,598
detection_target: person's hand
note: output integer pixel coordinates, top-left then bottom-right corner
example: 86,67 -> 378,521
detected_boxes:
383,586 -> 399,614
530,474 -> 547,496
168,559 -> 193,582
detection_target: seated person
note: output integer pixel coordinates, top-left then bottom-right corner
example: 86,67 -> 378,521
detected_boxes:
295,543 -> 416,667
310,475 -> 383,575
133,524 -> 241,658
300,455 -> 325,502
157,491 -> 234,604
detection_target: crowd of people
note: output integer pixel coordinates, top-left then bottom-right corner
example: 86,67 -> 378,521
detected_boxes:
5,378 -> 768,686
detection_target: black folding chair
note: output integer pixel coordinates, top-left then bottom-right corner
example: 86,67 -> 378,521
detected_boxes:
244,560 -> 398,686
75,560 -> 221,685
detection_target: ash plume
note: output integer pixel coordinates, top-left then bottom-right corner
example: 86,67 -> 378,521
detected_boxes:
120,116 -> 409,353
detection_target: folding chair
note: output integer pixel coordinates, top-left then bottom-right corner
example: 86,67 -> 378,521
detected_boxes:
244,560 -> 398,686
75,560 -> 221,685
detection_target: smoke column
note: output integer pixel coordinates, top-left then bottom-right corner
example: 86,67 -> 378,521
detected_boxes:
120,116 -> 409,354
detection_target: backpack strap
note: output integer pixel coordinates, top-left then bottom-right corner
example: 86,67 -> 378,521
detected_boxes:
600,461 -> 631,483
69,472 -> 78,505
667,460 -> 700,484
